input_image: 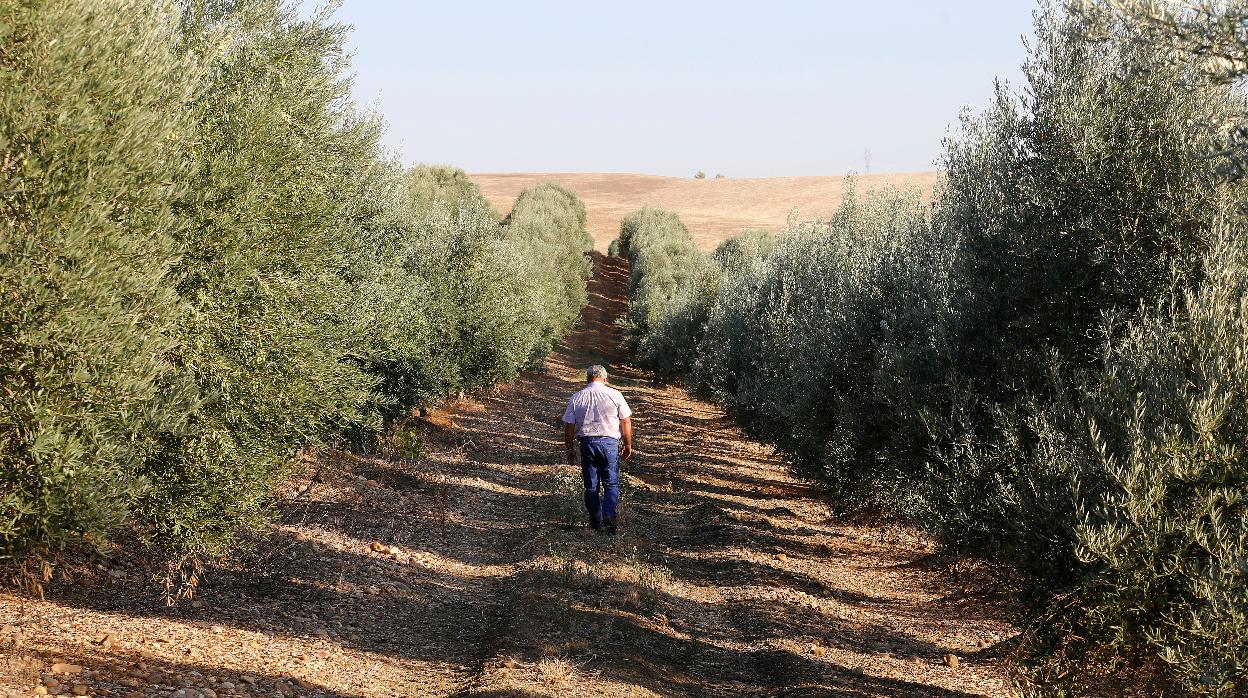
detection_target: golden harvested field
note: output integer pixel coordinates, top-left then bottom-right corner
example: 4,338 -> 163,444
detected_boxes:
473,171 -> 942,250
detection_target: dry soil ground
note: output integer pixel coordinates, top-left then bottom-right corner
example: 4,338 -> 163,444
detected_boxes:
0,253 -> 1018,698
472,172 -> 941,250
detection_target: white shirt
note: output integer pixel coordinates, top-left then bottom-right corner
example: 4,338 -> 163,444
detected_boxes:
562,380 -> 632,439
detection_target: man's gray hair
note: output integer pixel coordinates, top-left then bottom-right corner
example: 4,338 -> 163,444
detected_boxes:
586,364 -> 608,382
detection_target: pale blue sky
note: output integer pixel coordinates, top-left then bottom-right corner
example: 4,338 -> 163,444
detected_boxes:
333,2 -> 1037,177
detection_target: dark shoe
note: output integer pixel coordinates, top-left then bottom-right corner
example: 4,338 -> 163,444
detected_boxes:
603,517 -> 617,535
588,520 -> 601,530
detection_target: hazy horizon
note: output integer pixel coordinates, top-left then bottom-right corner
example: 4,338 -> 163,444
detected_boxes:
336,2 -> 1036,178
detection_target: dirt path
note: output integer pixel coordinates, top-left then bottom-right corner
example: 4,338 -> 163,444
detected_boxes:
1,253 -> 1018,698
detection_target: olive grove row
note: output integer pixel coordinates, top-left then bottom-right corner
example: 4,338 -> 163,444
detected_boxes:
613,6 -> 1248,695
0,1 -> 592,570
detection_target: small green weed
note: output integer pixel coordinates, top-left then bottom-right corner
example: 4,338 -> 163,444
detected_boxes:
392,426 -> 426,459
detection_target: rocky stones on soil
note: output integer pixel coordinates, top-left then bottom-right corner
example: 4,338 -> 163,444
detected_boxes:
50,663 -> 83,675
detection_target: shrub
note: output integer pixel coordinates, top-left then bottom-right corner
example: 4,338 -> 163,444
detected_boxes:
1074,0 -> 1248,179
710,230 -> 778,272
0,0 -> 199,561
501,183 -> 594,356
643,230 -> 776,379
363,194 -> 479,419
994,220 -> 1248,697
831,10 -> 1247,691
1057,225 -> 1248,697
367,165 -> 527,419
917,2 -> 1241,578
0,0 -> 591,570
142,0 -> 405,556
614,4 -> 1248,691
407,164 -> 497,220
610,209 -> 705,355
372,175 -> 593,416
410,199 -> 548,394
696,187 -> 945,498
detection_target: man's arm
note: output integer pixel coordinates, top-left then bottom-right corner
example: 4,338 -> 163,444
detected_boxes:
620,417 -> 633,460
564,422 -> 577,465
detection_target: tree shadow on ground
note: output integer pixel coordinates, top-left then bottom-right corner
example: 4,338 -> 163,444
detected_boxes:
1,642 -> 369,698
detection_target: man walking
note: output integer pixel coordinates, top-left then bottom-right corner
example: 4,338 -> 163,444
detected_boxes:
562,365 -> 633,534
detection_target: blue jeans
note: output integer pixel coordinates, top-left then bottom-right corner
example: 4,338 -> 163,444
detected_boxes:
579,436 -> 619,526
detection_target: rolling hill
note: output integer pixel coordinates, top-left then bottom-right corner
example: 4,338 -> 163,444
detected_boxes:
472,171 -> 942,250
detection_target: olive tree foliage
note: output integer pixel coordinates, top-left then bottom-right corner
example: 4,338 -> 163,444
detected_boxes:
908,10 -> 1248,692
377,173 -> 587,411
709,230 -> 778,272
696,189 -> 949,501
0,0 -> 200,562
643,230 -> 776,380
1017,221 -> 1248,698
614,4 -> 1248,692
402,197 -> 548,399
501,183 -> 594,357
156,9 -> 575,555
1073,0 -> 1248,178
609,208 -> 705,355
912,2 -> 1241,570
0,0 -> 590,568
407,164 -> 497,220
369,166 -> 536,419
134,0 -> 399,556
1082,226 -> 1248,697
